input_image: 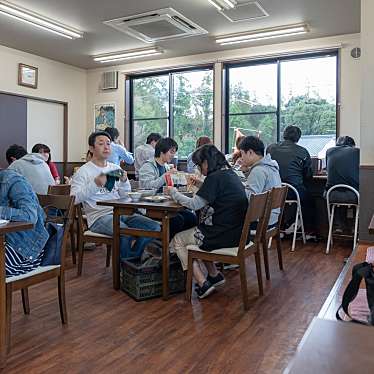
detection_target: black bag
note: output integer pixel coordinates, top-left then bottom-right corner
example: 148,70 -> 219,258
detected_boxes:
41,222 -> 64,266
336,262 -> 374,325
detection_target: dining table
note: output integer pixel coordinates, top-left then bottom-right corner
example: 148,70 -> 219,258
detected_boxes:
0,221 -> 34,368
97,197 -> 184,299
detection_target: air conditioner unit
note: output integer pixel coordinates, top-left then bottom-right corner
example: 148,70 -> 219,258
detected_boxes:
102,71 -> 118,90
104,8 -> 208,43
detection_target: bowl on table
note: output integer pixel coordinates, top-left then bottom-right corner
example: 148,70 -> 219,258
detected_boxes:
137,189 -> 156,197
127,192 -> 142,202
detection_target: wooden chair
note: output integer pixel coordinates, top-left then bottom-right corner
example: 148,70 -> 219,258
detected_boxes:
47,184 -> 77,265
261,185 -> 288,280
186,191 -> 270,310
5,194 -> 74,352
76,204 -> 112,276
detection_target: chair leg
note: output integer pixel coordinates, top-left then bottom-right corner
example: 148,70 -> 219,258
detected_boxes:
353,206 -> 359,251
58,275 -> 68,324
77,235 -> 84,276
326,205 -> 336,254
261,241 -> 270,280
185,253 -> 193,302
291,207 -> 299,252
276,233 -> 284,271
106,245 -> 111,268
21,288 -> 30,315
5,284 -> 12,353
239,258 -> 250,310
254,251 -> 264,297
70,221 -> 76,265
267,237 -> 273,249
298,205 -> 306,244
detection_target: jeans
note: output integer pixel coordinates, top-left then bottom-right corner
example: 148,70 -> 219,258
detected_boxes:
90,213 -> 160,259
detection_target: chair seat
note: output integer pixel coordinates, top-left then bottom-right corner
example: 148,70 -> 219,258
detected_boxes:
84,230 -> 112,239
187,242 -> 254,257
329,202 -> 359,207
6,265 -> 60,283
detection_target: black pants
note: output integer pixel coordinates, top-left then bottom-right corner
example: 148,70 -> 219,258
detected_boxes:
286,185 -> 315,232
325,189 -> 358,231
169,209 -> 197,239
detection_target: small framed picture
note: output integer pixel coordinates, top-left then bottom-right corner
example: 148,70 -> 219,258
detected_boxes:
18,63 -> 38,89
94,103 -> 115,131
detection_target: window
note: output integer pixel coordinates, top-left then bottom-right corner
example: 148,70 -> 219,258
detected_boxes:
225,52 -> 338,156
130,68 -> 213,159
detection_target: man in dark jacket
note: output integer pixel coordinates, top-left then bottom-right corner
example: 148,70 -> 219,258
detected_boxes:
325,136 -> 359,232
267,125 -> 314,232
326,135 -> 359,203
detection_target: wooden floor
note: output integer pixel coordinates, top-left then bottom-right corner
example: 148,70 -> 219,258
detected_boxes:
4,240 -> 352,374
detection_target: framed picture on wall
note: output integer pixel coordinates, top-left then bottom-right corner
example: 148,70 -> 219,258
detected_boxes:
18,63 -> 38,89
94,103 -> 115,131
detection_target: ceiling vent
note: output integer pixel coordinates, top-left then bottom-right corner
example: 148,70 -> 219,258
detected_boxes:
102,71 -> 118,90
220,1 -> 269,22
104,8 -> 208,43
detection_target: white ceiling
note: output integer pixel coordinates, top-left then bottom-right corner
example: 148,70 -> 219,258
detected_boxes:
0,0 -> 360,69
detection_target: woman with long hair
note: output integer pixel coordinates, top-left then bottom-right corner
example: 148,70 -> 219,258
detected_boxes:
165,144 -> 248,299
32,143 -> 60,184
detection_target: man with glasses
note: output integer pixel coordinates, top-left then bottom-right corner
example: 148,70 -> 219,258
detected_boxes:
139,137 -> 197,238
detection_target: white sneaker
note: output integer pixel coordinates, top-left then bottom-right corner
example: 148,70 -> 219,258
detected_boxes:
285,222 -> 301,235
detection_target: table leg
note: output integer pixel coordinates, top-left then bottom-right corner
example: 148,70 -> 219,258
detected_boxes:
112,210 -> 120,290
0,235 -> 7,368
162,215 -> 170,300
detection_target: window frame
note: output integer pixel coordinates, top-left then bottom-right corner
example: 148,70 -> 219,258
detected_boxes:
223,50 -> 339,153
128,65 -> 214,156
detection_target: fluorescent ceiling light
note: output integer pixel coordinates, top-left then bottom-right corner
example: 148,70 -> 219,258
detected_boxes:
208,0 -> 224,11
216,24 -> 308,45
208,0 -> 236,11
221,0 -> 236,9
0,1 -> 83,39
93,48 -> 163,63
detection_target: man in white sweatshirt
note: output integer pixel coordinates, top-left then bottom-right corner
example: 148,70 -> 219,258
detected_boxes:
71,131 -> 160,259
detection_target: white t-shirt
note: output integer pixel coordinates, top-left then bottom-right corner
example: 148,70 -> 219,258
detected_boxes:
70,161 -> 131,227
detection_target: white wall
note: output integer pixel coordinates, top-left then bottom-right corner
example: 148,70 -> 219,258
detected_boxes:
87,33 -> 361,149
27,100 -> 64,162
360,0 -> 374,165
0,44 -> 87,161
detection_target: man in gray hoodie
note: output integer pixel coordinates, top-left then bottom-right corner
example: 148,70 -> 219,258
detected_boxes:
6,144 -> 55,194
238,136 -> 282,226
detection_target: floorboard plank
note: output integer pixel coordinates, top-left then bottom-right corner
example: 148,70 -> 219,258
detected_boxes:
4,241 -> 351,373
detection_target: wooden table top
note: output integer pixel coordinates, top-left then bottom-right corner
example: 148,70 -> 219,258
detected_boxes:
285,317 -> 374,374
0,221 -> 33,235
97,197 -> 183,211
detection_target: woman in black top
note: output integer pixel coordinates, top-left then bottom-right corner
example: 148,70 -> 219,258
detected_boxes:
166,144 -> 248,299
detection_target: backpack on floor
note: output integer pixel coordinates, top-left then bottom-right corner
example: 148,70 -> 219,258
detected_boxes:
336,262 -> 374,325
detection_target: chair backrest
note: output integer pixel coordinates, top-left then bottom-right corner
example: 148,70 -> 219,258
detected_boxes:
326,184 -> 360,205
265,185 -> 288,229
37,194 -> 75,270
48,184 -> 71,195
238,191 -> 270,256
76,203 -> 88,234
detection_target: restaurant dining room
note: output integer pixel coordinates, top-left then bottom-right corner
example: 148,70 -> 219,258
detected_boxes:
1,0 -> 374,373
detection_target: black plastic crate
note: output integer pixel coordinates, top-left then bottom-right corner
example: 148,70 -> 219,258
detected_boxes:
120,254 -> 185,301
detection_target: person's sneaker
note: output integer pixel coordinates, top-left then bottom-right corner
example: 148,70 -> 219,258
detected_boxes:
207,272 -> 226,287
223,263 -> 240,270
195,281 -> 215,299
284,221 -> 301,235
